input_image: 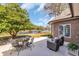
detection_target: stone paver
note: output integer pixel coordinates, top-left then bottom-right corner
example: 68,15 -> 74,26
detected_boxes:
0,43 -> 13,56
0,37 -> 70,56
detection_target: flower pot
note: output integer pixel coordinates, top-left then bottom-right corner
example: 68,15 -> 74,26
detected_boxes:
68,49 -> 79,56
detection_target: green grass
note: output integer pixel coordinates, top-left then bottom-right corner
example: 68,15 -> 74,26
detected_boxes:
0,32 -> 51,38
0,32 -> 10,37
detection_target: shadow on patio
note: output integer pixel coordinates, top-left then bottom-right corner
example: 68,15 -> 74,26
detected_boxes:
2,37 -> 70,56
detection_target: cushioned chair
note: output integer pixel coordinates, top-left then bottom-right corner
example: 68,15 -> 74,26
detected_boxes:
47,36 -> 64,52
26,37 -> 34,49
59,36 -> 64,46
47,39 -> 60,52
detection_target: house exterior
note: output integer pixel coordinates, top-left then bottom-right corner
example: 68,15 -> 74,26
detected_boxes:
49,4 -> 79,42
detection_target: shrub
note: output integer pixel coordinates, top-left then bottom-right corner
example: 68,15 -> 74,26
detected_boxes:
68,42 -> 79,51
42,34 -> 53,38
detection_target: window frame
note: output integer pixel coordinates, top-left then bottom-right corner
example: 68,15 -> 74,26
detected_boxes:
58,24 -> 71,38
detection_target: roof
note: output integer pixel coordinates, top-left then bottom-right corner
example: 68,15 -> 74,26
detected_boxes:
48,8 -> 72,24
48,4 -> 79,24
54,8 -> 71,20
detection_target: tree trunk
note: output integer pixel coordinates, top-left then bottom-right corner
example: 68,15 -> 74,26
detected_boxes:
9,31 -> 18,39
12,34 -> 17,39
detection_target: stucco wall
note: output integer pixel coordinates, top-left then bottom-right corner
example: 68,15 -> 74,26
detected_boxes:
73,3 -> 79,16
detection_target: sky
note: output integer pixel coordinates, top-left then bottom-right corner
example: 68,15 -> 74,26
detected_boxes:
21,3 -> 53,26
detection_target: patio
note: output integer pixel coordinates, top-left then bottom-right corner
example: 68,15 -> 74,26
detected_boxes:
0,37 -> 71,56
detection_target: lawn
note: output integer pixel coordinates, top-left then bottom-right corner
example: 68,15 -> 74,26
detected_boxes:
20,32 -> 51,38
0,32 -> 51,38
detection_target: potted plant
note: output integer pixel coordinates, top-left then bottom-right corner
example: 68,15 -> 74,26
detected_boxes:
68,42 -> 79,56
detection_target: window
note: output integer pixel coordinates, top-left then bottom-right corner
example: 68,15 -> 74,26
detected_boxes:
65,25 -> 70,37
58,24 -> 71,38
59,25 -> 63,35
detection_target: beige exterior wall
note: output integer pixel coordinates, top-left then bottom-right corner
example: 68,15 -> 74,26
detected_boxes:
73,4 -> 79,16
51,19 -> 79,42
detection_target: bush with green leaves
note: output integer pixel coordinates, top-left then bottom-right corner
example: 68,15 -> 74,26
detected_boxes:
42,34 -> 53,38
68,42 -> 79,51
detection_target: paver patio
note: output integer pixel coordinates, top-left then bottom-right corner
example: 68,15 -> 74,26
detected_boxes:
0,37 -> 70,56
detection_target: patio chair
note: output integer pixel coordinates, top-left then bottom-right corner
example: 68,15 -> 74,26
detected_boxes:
59,36 -> 64,46
47,38 -> 60,52
26,37 -> 34,50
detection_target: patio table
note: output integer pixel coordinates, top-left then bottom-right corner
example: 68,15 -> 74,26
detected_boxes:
10,36 -> 31,55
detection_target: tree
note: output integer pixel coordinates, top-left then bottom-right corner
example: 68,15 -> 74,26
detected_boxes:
0,3 -> 33,38
34,25 -> 45,30
44,3 -> 68,16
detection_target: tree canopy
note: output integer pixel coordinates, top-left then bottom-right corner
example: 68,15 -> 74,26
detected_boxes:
0,3 -> 34,38
44,3 -> 69,16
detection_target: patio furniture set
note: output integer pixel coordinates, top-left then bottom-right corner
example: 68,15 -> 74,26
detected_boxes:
10,35 -> 34,55
47,36 -> 64,52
